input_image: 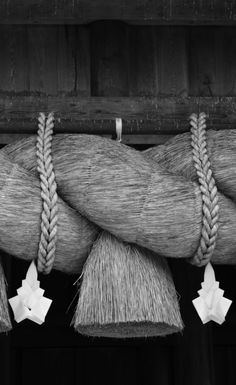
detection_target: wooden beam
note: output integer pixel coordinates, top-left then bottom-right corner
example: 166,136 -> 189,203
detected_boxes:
1,1 -> 236,24
0,96 -> 235,135
0,133 -> 173,146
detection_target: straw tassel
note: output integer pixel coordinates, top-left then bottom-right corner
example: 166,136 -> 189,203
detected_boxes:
73,231 -> 183,338
0,258 -> 12,332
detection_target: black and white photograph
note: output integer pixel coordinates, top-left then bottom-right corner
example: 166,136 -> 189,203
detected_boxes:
0,1 -> 235,384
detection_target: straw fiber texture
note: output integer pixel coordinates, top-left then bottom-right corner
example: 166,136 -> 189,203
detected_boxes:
145,129 -> 236,265
0,151 -> 97,274
2,130 -> 236,268
3,135 -> 200,266
0,260 -> 11,332
36,112 -> 59,274
189,113 -> 219,267
74,232 -> 183,338
0,140 -> 184,337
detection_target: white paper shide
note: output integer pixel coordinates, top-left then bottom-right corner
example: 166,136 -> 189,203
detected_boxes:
192,262 -> 232,325
9,261 -> 52,325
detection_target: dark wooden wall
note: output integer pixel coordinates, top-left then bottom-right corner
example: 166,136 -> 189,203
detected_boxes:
2,23 -> 236,97
1,23 -> 236,139
0,23 -> 188,96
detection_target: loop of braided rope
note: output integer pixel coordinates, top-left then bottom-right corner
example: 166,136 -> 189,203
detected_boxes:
36,112 -> 58,274
190,112 -> 219,267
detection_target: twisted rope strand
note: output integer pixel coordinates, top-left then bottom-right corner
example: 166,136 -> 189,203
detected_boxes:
36,112 -> 58,274
190,112 -> 219,267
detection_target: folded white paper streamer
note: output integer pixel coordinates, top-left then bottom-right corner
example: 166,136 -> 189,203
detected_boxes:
9,261 -> 52,325
192,262 -> 232,325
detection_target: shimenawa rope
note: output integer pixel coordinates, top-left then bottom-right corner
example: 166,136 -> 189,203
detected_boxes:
190,112 -> 219,267
36,112 -> 58,274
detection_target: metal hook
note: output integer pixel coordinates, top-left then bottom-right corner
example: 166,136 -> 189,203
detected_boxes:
116,118 -> 122,143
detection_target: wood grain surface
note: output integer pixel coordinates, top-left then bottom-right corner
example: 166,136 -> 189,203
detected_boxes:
0,96 -> 235,134
0,0 -> 236,24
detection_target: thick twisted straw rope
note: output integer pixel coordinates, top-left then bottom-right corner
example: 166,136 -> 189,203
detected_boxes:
190,112 -> 219,267
3,122 -> 236,270
36,112 -> 58,274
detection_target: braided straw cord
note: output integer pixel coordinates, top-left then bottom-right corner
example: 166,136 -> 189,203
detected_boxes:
36,112 -> 58,274
190,112 -> 219,267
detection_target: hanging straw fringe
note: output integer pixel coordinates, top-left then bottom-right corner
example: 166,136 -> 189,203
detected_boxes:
36,113 -> 58,274
190,113 -> 219,267
74,231 -> 183,338
0,259 -> 12,332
